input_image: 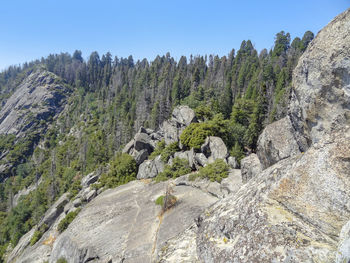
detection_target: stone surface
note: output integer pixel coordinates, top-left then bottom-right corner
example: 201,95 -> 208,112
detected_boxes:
174,170 -> 242,199
134,149 -> 149,165
134,132 -> 154,153
137,155 -> 164,179
197,128 -> 350,262
240,153 -> 262,183
194,153 -> 208,167
336,220 -> 350,263
81,172 -> 99,188
174,148 -> 195,169
39,180 -> 217,263
288,9 -> 350,150
161,105 -> 197,145
39,193 -> 69,229
122,139 -> 135,154
257,116 -> 301,169
0,69 -> 69,137
171,105 -> 197,127
220,169 -> 243,196
201,136 -> 228,163
227,156 -> 238,169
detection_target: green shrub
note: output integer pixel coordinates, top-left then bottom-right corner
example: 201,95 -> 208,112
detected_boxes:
149,141 -> 179,163
30,223 -> 48,246
180,114 -> 230,150
98,153 -> 137,189
160,142 -> 179,162
56,258 -> 68,263
155,157 -> 191,182
30,230 -> 42,246
155,195 -> 164,206
198,159 -> 229,183
149,140 -> 166,160
57,208 -> 81,233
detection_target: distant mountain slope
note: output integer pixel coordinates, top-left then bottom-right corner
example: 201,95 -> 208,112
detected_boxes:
0,69 -> 70,180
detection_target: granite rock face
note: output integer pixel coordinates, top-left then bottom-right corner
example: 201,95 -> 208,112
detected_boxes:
288,8 -> 350,150
201,136 -> 229,163
161,105 -> 197,145
197,128 -> 350,262
0,69 -> 69,137
240,153 -> 262,183
137,155 -> 165,179
257,116 -> 300,169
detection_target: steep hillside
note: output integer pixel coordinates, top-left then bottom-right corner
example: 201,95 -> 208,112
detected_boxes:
0,69 -> 70,180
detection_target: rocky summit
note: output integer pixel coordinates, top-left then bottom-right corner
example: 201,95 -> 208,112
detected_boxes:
1,7 -> 350,263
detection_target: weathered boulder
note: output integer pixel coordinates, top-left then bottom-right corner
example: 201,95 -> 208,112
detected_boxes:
194,153 -> 208,167
220,169 -> 243,196
201,136 -> 229,163
133,149 -> 149,165
134,132 -> 154,153
174,148 -> 195,169
39,193 -> 69,229
197,127 -> 350,262
137,155 -> 164,179
161,105 -> 197,144
81,172 -> 99,188
240,153 -> 262,183
122,139 -> 134,154
288,9 -> 350,150
172,105 -> 197,126
257,116 -> 301,169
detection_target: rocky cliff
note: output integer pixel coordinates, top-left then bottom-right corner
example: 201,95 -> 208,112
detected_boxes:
0,68 -> 70,178
6,8 -> 350,263
0,69 -> 69,137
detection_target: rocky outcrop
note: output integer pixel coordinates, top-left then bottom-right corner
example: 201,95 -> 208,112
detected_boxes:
137,155 -> 165,179
288,9 -> 350,150
257,116 -> 300,169
161,105 -> 197,144
0,69 -> 69,137
240,153 -> 262,183
197,127 -> 350,262
201,136 -> 229,163
11,179 -> 218,263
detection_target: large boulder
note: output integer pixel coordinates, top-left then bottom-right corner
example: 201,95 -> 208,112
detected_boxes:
257,116 -> 301,169
288,9 -> 350,150
174,148 -> 195,169
133,149 -> 149,165
161,105 -> 197,144
240,153 -> 262,183
134,132 -> 154,153
39,193 -> 69,229
122,139 -> 134,154
201,136 -> 229,163
171,105 -> 197,126
137,155 -> 164,179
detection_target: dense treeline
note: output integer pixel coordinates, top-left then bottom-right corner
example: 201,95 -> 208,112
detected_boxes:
0,30 -> 313,261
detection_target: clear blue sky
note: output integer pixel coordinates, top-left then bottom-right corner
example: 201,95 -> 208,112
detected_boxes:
0,0 -> 348,70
